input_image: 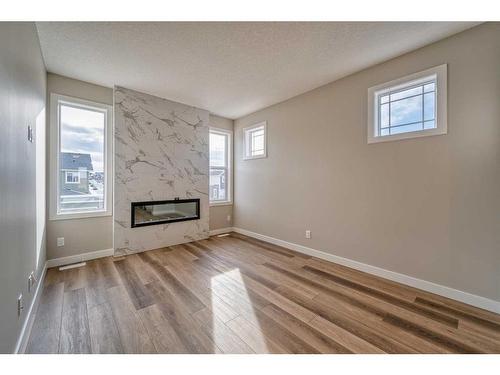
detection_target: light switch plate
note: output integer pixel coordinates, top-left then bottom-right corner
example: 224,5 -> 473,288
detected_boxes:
28,271 -> 36,292
27,125 -> 34,142
17,294 -> 24,317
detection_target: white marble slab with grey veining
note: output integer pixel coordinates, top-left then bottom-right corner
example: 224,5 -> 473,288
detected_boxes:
114,86 -> 209,255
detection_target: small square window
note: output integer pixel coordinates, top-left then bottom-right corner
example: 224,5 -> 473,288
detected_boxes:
367,64 -> 447,144
243,121 -> 267,160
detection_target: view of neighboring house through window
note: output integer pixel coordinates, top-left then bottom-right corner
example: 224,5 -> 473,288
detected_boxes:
209,128 -> 232,204
50,94 -> 112,219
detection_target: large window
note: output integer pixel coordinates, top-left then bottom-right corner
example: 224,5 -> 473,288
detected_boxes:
367,64 -> 447,144
49,94 -> 112,220
243,121 -> 267,160
209,128 -> 232,205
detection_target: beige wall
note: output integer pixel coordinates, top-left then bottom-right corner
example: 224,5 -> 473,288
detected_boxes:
46,74 -> 114,260
209,114 -> 234,231
0,23 -> 47,353
234,23 -> 500,301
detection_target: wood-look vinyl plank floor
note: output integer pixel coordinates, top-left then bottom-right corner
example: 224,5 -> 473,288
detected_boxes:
26,233 -> 500,354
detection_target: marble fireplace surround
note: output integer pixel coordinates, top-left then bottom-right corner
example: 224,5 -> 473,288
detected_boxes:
114,86 -> 209,255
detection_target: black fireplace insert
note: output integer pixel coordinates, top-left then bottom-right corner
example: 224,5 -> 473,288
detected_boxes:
131,198 -> 200,228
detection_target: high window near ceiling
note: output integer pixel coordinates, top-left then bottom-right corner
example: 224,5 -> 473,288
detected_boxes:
367,64 -> 447,144
243,121 -> 267,159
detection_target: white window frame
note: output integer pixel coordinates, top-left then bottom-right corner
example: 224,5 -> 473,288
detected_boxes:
209,127 -> 232,206
367,64 -> 447,144
65,171 -> 81,184
49,93 -> 113,220
243,121 -> 267,160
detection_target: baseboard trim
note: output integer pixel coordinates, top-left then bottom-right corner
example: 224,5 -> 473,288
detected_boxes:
231,227 -> 500,314
209,227 -> 233,236
46,248 -> 114,268
14,262 -> 48,354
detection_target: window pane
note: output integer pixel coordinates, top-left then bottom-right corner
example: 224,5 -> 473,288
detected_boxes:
390,86 -> 422,101
380,103 -> 389,128
59,104 -> 105,214
209,132 -> 226,167
424,82 -> 435,93
390,95 -> 423,126
210,168 -> 227,201
210,129 -> 231,202
390,123 -> 423,135
252,134 -> 264,155
424,120 -> 436,129
380,95 -> 389,104
423,92 -> 435,121
252,129 -> 264,137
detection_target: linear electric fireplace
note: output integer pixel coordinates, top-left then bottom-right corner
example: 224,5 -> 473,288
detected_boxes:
131,198 -> 200,228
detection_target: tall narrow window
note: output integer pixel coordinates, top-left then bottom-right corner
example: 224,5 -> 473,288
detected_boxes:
367,64 -> 447,144
243,121 -> 267,160
209,128 -> 232,205
49,94 -> 112,219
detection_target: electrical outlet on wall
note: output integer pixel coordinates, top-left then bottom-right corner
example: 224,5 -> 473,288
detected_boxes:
28,271 -> 37,292
305,230 -> 311,239
57,237 -> 64,247
227,215 -> 231,222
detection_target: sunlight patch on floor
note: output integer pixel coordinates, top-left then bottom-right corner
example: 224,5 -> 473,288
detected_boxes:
210,268 -> 268,353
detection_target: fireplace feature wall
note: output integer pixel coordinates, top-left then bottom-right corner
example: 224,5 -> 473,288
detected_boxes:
114,86 -> 209,255
131,199 -> 200,228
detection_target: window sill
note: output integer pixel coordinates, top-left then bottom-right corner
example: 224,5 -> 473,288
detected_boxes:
209,201 -> 233,207
49,210 -> 112,221
243,154 -> 267,160
367,126 -> 447,144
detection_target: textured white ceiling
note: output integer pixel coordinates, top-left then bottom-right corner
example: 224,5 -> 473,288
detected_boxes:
36,22 -> 479,119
